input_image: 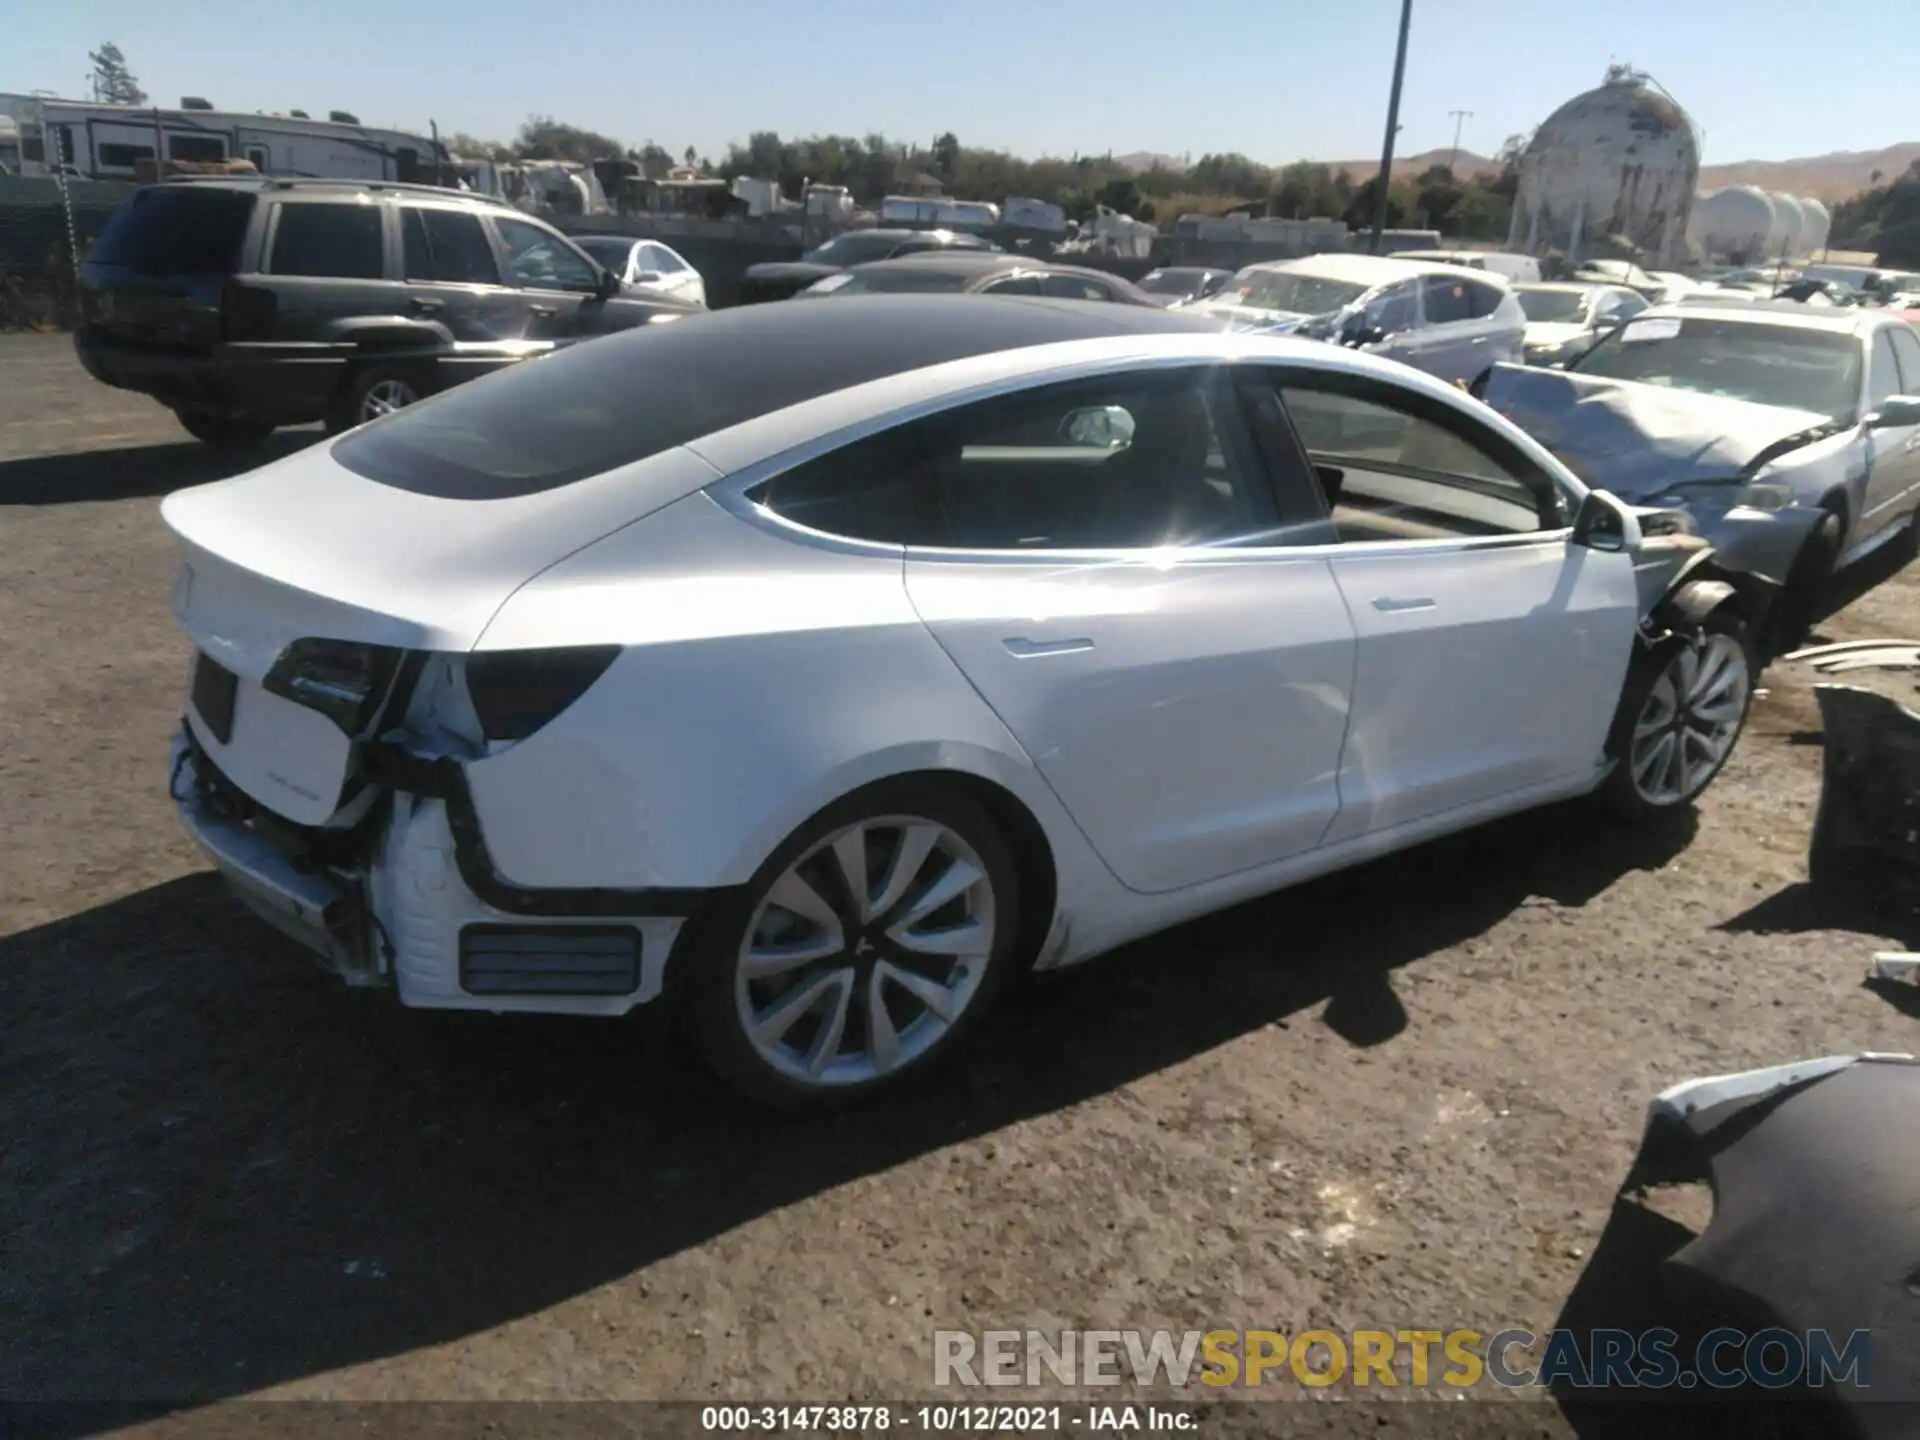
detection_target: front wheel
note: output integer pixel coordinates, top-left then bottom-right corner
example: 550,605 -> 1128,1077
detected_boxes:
683,782 -> 1024,1106
1596,611 -> 1757,819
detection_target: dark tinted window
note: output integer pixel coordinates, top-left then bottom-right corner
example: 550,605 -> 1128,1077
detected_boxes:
330,298 -> 1225,500
97,142 -> 155,169
979,274 -> 1044,296
1365,282 -> 1419,334
1042,273 -> 1112,301
753,429 -> 948,545
495,217 -> 599,289
89,187 -> 256,275
1421,275 -> 1474,324
753,367 -> 1274,551
402,207 -> 498,284
826,267 -> 976,295
169,134 -> 227,163
269,202 -> 385,280
1462,280 -> 1505,319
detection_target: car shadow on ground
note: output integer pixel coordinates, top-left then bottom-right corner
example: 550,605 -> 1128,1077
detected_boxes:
0,431 -> 320,506
0,802 -> 1693,1420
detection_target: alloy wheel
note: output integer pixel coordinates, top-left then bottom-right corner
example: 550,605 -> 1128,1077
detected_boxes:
1628,633 -> 1750,805
359,378 -> 419,423
733,815 -> 998,1088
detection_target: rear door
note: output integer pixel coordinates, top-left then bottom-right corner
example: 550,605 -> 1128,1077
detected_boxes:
1409,274 -> 1481,383
78,185 -> 260,353
1258,365 -> 1639,838
256,196 -> 396,342
1462,278 -> 1522,370
398,203 -> 519,343
888,363 -> 1359,894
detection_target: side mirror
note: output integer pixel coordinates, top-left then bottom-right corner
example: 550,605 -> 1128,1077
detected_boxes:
1572,489 -> 1644,553
1341,317 -> 1387,348
595,267 -> 624,299
1058,405 -> 1136,451
1864,395 -> 1920,430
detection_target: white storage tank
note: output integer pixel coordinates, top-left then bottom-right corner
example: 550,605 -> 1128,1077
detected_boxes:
1800,196 -> 1832,256
1689,184 -> 1776,263
1769,192 -> 1808,259
1507,64 -> 1701,266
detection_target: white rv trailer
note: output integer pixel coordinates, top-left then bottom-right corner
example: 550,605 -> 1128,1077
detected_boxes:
0,93 -> 446,185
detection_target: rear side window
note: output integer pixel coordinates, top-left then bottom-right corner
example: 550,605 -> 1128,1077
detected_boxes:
1042,274 -> 1112,301
269,202 -> 385,280
1462,281 -> 1506,319
401,207 -> 499,284
753,428 -> 948,545
1421,276 -> 1474,324
89,187 -> 255,275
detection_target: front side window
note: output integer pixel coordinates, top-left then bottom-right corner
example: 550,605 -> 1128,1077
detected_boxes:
1042,274 -> 1111,301
978,274 -> 1044,296
495,217 -> 599,290
268,201 -> 385,280
1365,283 -> 1420,335
752,367 -> 1279,551
1869,328 -> 1904,410
1271,373 -> 1552,540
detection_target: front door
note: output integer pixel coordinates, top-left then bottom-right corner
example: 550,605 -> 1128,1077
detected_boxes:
897,364 -> 1359,895
491,214 -> 623,342
1260,366 -> 1641,840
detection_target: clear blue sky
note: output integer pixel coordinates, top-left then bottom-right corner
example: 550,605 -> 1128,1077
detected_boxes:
11,0 -> 1913,166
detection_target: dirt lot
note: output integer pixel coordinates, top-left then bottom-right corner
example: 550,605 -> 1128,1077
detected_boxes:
4,331 -> 1917,1436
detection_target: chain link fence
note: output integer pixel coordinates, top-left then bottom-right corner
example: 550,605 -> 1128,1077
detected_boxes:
0,178 -> 132,331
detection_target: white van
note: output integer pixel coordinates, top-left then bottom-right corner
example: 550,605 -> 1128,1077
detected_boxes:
1392,248 -> 1542,284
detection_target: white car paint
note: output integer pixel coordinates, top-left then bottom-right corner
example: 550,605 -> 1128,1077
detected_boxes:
160,313 -> 1697,1051
571,234 -> 708,306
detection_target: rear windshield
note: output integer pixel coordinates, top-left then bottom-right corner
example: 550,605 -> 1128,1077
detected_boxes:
89,187 -> 255,275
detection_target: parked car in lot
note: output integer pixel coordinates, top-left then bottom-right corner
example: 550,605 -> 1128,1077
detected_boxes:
737,228 -> 998,304
1188,253 -> 1528,386
164,294 -> 1768,1104
1390,248 -> 1543,284
568,234 -> 708,307
1482,302 -> 1920,644
1135,266 -> 1234,305
73,177 -> 702,446
796,252 -> 1159,305
1513,281 -> 1649,367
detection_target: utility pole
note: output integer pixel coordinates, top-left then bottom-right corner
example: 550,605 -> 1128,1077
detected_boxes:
1369,0 -> 1414,254
1447,109 -> 1473,172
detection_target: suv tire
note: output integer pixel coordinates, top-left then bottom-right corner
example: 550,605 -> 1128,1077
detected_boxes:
175,409 -> 275,449
327,363 -> 433,435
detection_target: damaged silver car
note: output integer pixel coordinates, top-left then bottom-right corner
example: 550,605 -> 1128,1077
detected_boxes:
1479,304 -> 1920,645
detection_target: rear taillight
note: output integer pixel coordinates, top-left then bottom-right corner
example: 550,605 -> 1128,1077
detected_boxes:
264,638 -> 403,736
464,646 -> 621,743
219,281 -> 278,342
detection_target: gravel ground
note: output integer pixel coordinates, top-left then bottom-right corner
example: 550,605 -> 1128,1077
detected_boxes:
3,331 -> 1915,1437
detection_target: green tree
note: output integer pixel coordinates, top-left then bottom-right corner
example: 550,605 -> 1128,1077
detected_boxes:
88,42 -> 146,106
931,131 -> 961,185
637,142 -> 674,176
514,115 -> 627,163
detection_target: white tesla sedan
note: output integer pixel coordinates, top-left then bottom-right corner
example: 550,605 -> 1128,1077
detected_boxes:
165,296 -> 1762,1104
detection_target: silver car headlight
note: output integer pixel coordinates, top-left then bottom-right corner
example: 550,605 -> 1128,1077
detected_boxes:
1650,480 -> 1796,513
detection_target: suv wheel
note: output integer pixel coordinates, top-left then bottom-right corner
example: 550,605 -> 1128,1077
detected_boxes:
174,409 -> 275,449
327,364 -> 432,435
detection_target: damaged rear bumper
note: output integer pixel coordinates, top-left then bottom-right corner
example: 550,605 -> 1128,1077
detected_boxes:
168,726 -> 715,1015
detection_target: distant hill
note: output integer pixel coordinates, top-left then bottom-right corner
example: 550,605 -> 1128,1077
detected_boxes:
1696,143 -> 1920,203
1323,147 -> 1502,182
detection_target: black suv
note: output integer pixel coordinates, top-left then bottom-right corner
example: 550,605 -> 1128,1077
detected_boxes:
74,177 -> 704,446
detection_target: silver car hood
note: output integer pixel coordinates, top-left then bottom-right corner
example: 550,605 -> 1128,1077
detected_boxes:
1478,363 -> 1835,500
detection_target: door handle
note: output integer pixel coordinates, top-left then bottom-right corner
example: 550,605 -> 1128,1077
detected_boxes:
528,304 -> 558,316
408,297 -> 443,313
1371,596 -> 1436,613
1003,636 -> 1095,657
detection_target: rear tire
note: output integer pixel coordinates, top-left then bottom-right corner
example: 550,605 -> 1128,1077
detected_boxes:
326,363 -> 432,435
1596,609 -> 1757,820
175,409 -> 274,449
682,779 -> 1025,1108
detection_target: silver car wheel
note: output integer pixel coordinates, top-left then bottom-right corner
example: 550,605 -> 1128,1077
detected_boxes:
733,815 -> 998,1089
360,378 -> 419,423
1629,633 -> 1750,805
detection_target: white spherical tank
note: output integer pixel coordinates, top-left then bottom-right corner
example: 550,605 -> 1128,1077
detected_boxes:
1690,184 -> 1777,262
1800,196 -> 1832,256
1507,66 -> 1701,266
1769,192 -> 1808,259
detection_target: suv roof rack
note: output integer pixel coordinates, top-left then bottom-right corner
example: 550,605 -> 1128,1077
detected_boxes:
160,175 -> 474,200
